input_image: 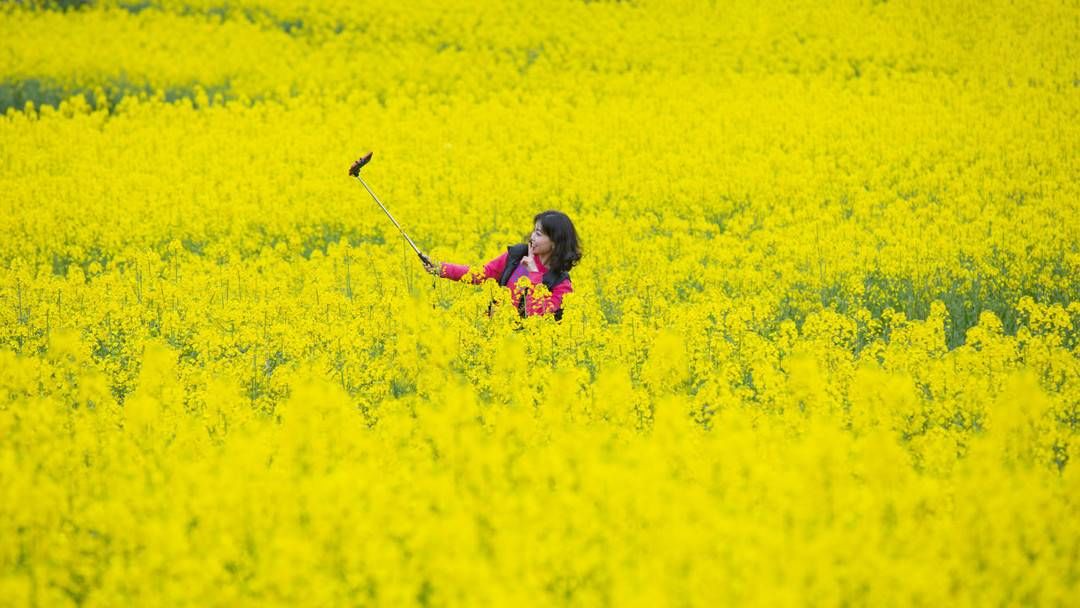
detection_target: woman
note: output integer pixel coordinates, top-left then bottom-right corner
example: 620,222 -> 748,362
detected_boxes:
422,210 -> 582,319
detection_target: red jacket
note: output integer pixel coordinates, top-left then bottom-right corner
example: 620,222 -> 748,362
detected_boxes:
440,251 -> 573,317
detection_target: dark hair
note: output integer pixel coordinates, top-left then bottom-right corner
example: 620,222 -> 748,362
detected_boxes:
531,210 -> 582,274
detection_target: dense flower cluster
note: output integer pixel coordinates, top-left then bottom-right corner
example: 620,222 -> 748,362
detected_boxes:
1,0 -> 1078,605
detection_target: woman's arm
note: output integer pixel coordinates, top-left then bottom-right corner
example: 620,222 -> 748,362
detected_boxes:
434,252 -> 509,285
524,278 -> 573,316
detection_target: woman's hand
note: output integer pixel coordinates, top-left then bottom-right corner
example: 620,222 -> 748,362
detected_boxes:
521,243 -> 539,273
420,253 -> 441,276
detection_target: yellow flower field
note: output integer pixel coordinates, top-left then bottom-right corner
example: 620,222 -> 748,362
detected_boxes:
1,0 -> 1078,605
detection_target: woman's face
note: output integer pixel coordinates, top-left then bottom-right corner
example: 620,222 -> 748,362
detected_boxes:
529,221 -> 554,257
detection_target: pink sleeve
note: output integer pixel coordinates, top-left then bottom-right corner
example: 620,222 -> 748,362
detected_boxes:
440,252 -> 508,284
526,278 -> 573,316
